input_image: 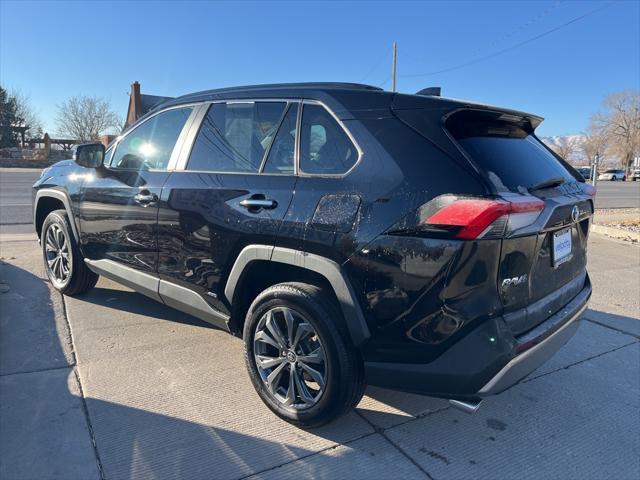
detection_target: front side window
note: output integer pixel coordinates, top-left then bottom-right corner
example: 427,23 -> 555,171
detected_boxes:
187,102 -> 287,172
110,107 -> 193,170
299,104 -> 358,175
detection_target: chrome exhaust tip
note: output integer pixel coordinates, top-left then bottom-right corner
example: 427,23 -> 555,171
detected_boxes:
449,398 -> 483,414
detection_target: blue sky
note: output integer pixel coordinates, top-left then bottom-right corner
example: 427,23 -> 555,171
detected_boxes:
1,0 -> 638,136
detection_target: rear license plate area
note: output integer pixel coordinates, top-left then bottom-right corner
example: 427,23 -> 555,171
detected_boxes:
552,227 -> 572,267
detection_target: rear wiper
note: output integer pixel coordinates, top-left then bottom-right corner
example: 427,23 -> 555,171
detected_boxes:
529,176 -> 565,191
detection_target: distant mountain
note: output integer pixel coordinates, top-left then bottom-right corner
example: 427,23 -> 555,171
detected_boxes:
540,135 -> 585,148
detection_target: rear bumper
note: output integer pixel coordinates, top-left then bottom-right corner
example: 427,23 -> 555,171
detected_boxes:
364,276 -> 591,398
478,292 -> 586,395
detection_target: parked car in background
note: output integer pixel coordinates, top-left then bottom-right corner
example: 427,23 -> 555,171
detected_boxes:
631,169 -> 640,181
576,166 -> 592,181
598,169 -> 626,181
33,82 -> 594,427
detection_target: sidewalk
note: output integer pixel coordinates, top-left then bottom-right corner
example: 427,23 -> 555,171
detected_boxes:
0,238 -> 100,479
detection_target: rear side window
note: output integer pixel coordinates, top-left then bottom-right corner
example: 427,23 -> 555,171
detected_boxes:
300,104 -> 358,175
111,107 -> 193,170
263,103 -> 298,174
447,110 -> 575,193
187,102 -> 287,172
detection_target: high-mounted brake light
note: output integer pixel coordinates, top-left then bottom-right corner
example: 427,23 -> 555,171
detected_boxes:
424,196 -> 545,240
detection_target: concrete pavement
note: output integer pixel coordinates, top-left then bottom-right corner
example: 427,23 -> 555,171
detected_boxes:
1,230 -> 638,480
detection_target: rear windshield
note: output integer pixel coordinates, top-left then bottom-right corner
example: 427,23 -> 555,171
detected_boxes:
447,110 -> 576,193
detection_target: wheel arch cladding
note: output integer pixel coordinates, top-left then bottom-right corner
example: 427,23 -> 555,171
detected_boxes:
224,245 -> 371,347
34,189 -> 79,241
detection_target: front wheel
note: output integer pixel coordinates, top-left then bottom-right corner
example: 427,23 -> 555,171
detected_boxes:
243,282 -> 365,428
41,210 -> 98,295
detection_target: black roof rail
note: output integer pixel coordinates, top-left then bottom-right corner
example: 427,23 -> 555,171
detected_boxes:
416,87 -> 441,97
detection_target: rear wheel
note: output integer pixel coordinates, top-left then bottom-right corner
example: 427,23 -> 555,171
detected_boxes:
41,210 -> 98,295
243,282 -> 365,428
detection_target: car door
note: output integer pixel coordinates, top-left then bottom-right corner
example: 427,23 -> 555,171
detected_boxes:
278,101 -> 364,263
77,106 -> 196,274
156,100 -> 298,317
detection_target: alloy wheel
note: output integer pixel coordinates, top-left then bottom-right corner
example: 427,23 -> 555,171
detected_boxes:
44,223 -> 71,285
253,307 -> 327,410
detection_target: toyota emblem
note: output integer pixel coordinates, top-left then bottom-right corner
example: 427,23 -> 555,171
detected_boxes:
571,205 -> 580,223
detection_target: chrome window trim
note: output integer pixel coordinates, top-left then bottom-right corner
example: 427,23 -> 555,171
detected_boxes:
171,97 -> 362,178
297,99 -> 363,178
173,103 -> 210,171
294,100 -> 303,176
107,103 -> 200,172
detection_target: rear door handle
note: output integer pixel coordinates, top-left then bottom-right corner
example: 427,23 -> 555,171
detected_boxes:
239,198 -> 277,210
134,191 -> 158,206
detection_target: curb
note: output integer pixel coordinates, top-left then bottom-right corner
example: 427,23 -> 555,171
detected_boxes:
591,224 -> 640,243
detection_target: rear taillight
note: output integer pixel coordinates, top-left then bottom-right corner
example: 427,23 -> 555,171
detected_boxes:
421,195 -> 544,240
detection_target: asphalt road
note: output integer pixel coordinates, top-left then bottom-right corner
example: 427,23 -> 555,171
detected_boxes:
0,169 -> 40,226
593,181 -> 640,209
0,169 -> 639,228
1,223 -> 639,478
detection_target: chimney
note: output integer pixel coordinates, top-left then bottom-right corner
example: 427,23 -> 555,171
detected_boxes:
127,81 -> 142,126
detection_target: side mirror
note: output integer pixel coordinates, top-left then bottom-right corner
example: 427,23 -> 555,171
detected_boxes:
73,143 -> 105,168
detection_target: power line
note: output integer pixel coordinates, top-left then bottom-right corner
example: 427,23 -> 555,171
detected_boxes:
358,44 -> 393,83
463,0 -> 562,59
377,73 -> 392,88
399,0 -> 562,69
401,0 -> 617,78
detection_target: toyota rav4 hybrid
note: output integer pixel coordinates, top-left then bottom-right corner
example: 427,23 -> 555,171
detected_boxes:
33,83 -> 594,427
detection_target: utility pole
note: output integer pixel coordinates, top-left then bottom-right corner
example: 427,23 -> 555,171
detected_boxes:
391,42 -> 397,93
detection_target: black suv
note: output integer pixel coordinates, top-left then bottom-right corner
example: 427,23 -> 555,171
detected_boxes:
33,83 -> 593,427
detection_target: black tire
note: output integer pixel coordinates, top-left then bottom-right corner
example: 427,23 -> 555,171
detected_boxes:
41,209 -> 98,296
243,282 -> 366,428
612,176 -> 617,181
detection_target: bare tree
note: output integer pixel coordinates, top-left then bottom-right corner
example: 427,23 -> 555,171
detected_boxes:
55,95 -> 120,142
547,136 -> 577,163
10,89 -> 43,139
594,90 -> 640,169
581,116 -> 608,166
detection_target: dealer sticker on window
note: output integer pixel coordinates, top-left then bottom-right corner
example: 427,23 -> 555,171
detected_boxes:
552,228 -> 572,266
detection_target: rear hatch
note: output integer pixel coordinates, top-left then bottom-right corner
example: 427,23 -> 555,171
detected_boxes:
394,103 -> 594,336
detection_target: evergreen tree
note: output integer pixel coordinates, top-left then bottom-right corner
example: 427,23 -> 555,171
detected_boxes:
0,86 -> 19,148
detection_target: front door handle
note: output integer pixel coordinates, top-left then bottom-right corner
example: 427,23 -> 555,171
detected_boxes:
134,191 -> 158,206
239,198 -> 277,211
